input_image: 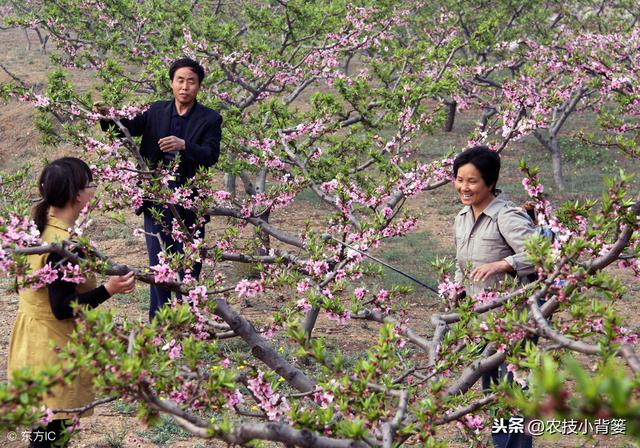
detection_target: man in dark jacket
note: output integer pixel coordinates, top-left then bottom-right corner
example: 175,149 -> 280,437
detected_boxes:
99,58 -> 222,320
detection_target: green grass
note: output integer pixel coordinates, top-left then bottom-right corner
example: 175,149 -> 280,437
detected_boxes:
294,186 -> 324,206
561,136 -> 614,168
99,223 -> 135,240
502,130 -> 640,201
128,286 -> 150,312
111,399 -> 137,415
109,283 -> 148,306
99,421 -> 130,448
136,414 -> 193,446
430,191 -> 462,217
368,229 -> 453,292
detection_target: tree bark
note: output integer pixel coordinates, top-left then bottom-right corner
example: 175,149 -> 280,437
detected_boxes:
444,100 -> 457,132
224,173 -> 237,200
255,169 -> 270,255
343,52 -> 354,76
534,130 -> 567,192
480,106 -> 496,131
256,209 -> 271,255
303,307 -> 320,341
214,299 -> 316,393
23,28 -> 31,51
549,134 -> 567,192
35,28 -> 49,54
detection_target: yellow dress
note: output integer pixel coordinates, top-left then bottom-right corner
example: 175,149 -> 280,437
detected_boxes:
7,216 -> 97,419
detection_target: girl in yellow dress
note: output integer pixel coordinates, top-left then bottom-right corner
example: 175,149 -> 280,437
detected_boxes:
7,157 -> 135,448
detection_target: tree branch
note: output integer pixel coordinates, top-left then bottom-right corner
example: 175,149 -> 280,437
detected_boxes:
381,389 -> 409,448
206,206 -> 305,248
51,396 -> 116,415
214,299 -> 316,393
587,196 -> 640,273
141,381 -> 369,447
353,308 -> 430,354
435,393 -> 497,424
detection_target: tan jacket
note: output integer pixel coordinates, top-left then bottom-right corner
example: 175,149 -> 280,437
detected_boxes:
454,193 -> 536,297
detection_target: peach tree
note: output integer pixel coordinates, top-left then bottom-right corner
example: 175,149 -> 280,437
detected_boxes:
1,0 -> 640,445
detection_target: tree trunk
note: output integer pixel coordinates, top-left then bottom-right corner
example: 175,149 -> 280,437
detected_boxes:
444,100 -> 457,132
23,28 -> 31,51
35,28 -> 49,54
224,173 -> 236,200
534,130 -> 568,193
255,169 -> 270,255
480,106 -> 496,131
343,52 -> 354,76
303,307 -> 320,340
549,135 -> 567,192
256,168 -> 267,194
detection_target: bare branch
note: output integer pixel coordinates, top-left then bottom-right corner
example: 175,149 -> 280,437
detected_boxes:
52,396 -> 116,415
435,42 -> 468,83
381,389 -> 409,448
620,345 -> 640,374
429,316 -> 448,365
206,206 -> 305,248
437,283 -> 534,324
587,197 -> 640,272
528,296 -> 599,354
353,308 -> 430,354
550,86 -> 588,136
141,382 -> 369,447
0,62 -> 28,88
214,299 -> 316,393
435,393 -> 497,424
218,251 -> 303,265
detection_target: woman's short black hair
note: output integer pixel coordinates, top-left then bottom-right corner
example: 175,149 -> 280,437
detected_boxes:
169,58 -> 205,84
452,145 -> 501,194
33,157 -> 93,233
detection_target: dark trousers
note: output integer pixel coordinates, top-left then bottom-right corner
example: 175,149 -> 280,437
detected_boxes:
29,419 -> 69,448
482,366 -> 533,448
144,207 -> 203,321
481,299 -> 546,448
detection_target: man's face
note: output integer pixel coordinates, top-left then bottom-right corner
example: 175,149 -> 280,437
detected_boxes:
171,67 -> 200,107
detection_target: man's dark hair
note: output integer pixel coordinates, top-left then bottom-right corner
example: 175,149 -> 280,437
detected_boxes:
452,145 -> 501,194
169,58 -> 205,84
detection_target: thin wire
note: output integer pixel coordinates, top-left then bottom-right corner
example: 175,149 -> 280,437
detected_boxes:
326,235 -> 441,295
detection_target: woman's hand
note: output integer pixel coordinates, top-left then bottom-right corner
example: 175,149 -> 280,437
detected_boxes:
470,260 -> 513,283
447,289 -> 466,307
92,101 -> 110,116
105,271 -> 136,296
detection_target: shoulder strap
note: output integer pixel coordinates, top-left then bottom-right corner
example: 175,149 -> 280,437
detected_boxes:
494,209 -> 516,256
495,208 -> 540,282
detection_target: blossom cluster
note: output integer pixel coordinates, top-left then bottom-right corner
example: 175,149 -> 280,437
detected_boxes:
246,371 -> 291,421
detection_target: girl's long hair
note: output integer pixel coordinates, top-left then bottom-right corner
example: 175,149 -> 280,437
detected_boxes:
33,157 -> 93,233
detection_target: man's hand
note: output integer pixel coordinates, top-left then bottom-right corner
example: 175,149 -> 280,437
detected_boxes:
158,136 -> 186,152
470,260 -> 513,282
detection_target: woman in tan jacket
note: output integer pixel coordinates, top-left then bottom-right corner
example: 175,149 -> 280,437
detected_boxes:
7,157 -> 135,448
453,146 -> 537,297
452,146 -> 536,448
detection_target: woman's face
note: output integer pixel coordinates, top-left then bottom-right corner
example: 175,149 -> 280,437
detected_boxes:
454,163 -> 495,209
